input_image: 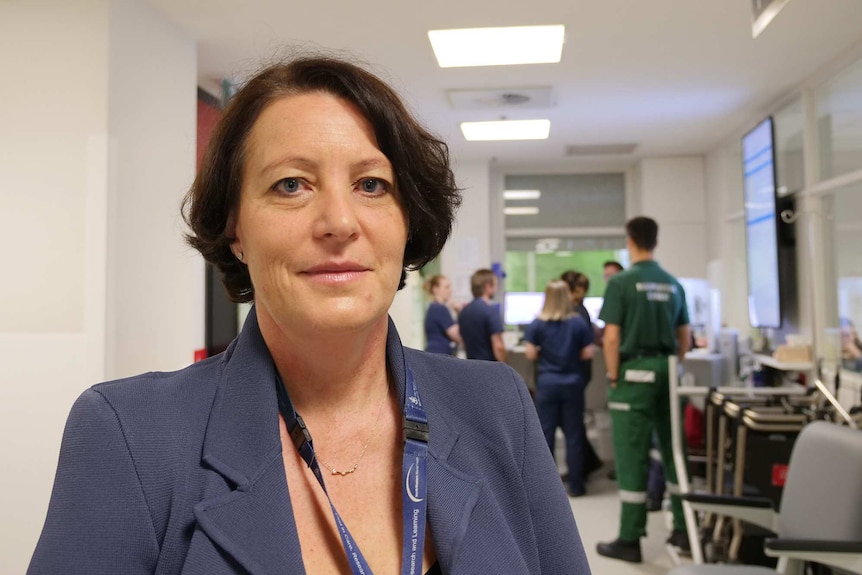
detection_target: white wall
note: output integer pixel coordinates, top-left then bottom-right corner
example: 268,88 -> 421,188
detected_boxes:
106,0 -> 202,378
388,270 -> 425,350
636,157 -> 708,279
441,161 -> 492,305
389,161 -> 492,349
0,3 -> 111,572
0,2 -> 201,572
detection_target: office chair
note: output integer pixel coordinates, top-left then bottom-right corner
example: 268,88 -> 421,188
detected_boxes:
668,421 -> 862,575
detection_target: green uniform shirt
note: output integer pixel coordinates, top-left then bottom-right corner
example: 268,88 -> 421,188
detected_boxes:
599,260 -> 689,359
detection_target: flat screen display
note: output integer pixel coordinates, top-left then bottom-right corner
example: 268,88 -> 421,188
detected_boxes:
582,296 -> 605,329
504,292 -> 544,325
742,117 -> 782,328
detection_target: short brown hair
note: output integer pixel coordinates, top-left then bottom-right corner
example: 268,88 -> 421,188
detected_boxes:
183,54 -> 461,302
603,261 -> 623,273
470,269 -> 496,298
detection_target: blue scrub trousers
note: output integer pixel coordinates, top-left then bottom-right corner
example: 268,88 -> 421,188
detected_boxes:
536,381 -> 586,495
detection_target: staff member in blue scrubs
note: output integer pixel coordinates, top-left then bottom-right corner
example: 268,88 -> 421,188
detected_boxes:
29,55 -> 591,575
560,270 -> 604,479
525,280 -> 594,497
458,269 -> 508,362
423,275 -> 462,355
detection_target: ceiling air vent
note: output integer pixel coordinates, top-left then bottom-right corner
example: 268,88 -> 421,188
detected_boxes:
447,87 -> 554,110
564,143 -> 638,156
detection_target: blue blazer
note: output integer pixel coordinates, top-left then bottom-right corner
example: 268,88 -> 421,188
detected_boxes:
29,311 -> 590,574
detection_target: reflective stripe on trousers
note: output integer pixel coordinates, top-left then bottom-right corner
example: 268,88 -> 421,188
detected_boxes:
619,490 -> 647,504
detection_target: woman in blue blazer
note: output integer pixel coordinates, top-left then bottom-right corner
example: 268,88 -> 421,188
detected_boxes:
29,55 -> 591,575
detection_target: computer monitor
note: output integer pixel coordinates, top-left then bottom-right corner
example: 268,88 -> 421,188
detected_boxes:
582,296 -> 605,328
742,116 -> 782,329
504,292 -> 544,326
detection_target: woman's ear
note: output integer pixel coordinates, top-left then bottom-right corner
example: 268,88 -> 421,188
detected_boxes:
231,241 -> 244,263
227,208 -> 243,262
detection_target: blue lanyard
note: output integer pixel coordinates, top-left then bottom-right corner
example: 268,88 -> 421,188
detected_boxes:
275,367 -> 430,575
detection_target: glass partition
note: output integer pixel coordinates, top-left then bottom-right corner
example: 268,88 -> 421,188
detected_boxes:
773,97 -> 805,196
822,181 -> 862,375
815,58 -> 862,180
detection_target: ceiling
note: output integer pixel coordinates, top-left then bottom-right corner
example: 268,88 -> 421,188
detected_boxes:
148,0 -> 862,167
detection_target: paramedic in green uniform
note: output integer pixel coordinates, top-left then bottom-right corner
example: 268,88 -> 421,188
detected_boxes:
596,216 -> 691,563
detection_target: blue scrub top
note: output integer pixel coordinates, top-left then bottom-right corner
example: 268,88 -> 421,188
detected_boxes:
425,301 -> 456,355
524,316 -> 593,386
459,298 -> 504,361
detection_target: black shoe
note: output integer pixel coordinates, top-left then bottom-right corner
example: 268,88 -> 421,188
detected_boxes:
585,458 -> 603,477
596,538 -> 642,563
646,496 -> 663,512
566,485 -> 586,498
666,529 -> 691,555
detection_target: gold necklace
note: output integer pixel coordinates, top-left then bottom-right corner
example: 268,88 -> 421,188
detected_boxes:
315,385 -> 390,477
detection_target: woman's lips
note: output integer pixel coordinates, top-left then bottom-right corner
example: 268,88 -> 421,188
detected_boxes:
302,263 -> 370,284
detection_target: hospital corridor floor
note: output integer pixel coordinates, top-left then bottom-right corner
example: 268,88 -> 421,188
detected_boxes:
566,462 -> 690,574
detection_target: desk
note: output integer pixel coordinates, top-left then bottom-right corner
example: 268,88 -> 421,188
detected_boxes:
507,347 -> 614,462
506,345 -> 612,409
753,353 -> 813,372
506,345 -> 535,393
683,351 -> 727,388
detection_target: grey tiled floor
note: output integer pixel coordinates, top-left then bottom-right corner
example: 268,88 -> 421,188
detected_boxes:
568,463 -> 694,574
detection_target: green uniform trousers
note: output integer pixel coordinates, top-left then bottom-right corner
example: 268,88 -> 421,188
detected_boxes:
608,356 -> 686,541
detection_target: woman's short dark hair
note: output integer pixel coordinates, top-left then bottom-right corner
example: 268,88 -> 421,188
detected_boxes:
183,54 -> 462,302
560,270 -> 589,294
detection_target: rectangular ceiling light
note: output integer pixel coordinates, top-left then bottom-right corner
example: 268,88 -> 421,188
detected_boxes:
751,0 -> 792,38
504,189 -> 542,200
461,119 -> 550,141
504,206 -> 540,216
428,25 -> 565,68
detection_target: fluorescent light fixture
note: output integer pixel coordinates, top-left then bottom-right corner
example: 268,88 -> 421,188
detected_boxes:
504,206 -> 540,216
504,189 -> 542,200
461,119 -> 550,141
428,25 -> 565,68
751,0 -> 792,38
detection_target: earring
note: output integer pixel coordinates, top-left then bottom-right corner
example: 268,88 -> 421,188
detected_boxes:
235,250 -> 244,263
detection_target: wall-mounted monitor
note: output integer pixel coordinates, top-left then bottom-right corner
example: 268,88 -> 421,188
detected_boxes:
582,296 -> 605,329
742,116 -> 782,329
504,292 -> 544,326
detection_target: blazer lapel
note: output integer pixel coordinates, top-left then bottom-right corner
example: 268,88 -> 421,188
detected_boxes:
193,309 -> 304,575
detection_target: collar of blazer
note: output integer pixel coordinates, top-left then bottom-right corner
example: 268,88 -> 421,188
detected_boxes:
192,306 -> 482,575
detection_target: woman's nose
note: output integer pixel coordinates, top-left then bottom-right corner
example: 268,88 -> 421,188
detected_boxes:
312,184 -> 360,241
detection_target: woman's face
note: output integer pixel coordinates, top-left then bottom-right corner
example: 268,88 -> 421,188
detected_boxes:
571,285 -> 587,302
433,279 -> 451,302
842,325 -> 856,347
232,92 -> 407,336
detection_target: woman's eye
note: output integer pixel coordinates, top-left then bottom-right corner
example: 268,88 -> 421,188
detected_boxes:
274,178 -> 301,194
360,178 -> 388,194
